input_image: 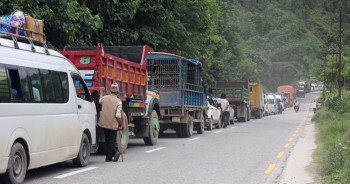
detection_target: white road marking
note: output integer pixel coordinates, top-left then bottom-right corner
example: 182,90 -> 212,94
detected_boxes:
242,124 -> 247,126
145,147 -> 166,153
189,137 -> 200,141
214,131 -> 222,133
54,167 -> 98,179
252,121 -> 256,122
258,119 -> 262,121
231,127 -> 236,129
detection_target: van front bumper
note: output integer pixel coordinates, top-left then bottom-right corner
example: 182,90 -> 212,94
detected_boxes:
0,156 -> 8,174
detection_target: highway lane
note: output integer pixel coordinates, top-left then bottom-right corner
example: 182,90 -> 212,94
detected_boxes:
23,92 -> 318,184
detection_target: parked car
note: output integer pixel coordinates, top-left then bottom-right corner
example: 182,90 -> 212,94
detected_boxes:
267,94 -> 277,114
264,94 -> 271,116
213,98 -> 234,125
205,97 -> 222,130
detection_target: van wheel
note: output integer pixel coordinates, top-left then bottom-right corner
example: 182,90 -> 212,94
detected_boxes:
182,115 -> 193,137
196,115 -> 205,134
216,118 -> 222,129
144,110 -> 159,145
1,142 -> 28,184
73,133 -> 90,167
207,118 -> 213,130
117,111 -> 129,152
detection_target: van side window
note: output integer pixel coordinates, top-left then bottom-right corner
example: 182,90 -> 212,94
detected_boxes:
71,74 -> 91,102
51,71 -> 63,102
41,70 -> 55,102
0,66 -> 10,101
8,69 -> 22,100
60,72 -> 69,102
29,69 -> 43,102
18,69 -> 31,102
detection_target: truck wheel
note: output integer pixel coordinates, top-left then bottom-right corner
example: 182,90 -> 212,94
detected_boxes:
247,108 -> 250,121
196,116 -> 205,134
144,110 -> 159,146
1,142 -> 28,184
182,115 -> 193,137
73,133 -> 90,167
176,124 -> 183,137
117,111 -> 129,152
215,118 -> 222,129
207,118 -> 213,130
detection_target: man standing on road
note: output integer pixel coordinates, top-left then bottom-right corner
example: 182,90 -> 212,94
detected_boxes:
99,83 -> 125,162
220,93 -> 230,128
312,100 -> 317,113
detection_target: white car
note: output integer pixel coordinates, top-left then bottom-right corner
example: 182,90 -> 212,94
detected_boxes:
264,94 -> 271,116
267,94 -> 277,114
205,97 -> 221,130
213,98 -> 235,125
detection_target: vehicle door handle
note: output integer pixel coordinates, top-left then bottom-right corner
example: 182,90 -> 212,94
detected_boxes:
78,105 -> 82,109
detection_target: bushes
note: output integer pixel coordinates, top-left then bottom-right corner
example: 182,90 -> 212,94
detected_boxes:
323,91 -> 350,114
315,106 -> 350,183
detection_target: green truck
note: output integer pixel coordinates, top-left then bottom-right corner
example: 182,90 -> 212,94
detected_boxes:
215,82 -> 251,122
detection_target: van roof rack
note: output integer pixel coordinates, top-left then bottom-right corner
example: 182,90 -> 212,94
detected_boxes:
0,22 -> 49,55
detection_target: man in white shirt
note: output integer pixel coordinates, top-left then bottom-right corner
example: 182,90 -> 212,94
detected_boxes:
220,93 -> 230,128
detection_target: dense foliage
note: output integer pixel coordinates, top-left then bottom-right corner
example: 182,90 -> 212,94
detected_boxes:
1,0 -> 350,91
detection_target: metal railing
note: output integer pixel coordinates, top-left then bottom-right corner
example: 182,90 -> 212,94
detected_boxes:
0,22 -> 49,54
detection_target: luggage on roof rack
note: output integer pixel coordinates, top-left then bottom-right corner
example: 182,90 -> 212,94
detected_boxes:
0,21 -> 49,55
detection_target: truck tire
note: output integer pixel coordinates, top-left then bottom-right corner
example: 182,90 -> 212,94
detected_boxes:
207,117 -> 213,130
247,108 -> 250,121
182,115 -> 193,137
196,115 -> 205,134
1,142 -> 27,184
117,111 -> 129,152
144,110 -> 160,146
73,133 -> 90,167
176,124 -> 183,137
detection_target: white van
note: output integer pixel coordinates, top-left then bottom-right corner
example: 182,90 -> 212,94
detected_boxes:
0,29 -> 96,184
267,94 -> 277,115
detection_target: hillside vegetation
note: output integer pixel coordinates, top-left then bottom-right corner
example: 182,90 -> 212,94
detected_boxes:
1,0 -> 350,90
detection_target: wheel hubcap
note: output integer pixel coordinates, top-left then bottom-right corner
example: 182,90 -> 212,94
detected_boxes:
82,142 -> 87,159
13,153 -> 22,176
152,118 -> 159,138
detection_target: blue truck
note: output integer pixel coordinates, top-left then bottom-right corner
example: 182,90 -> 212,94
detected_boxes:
146,52 -> 205,137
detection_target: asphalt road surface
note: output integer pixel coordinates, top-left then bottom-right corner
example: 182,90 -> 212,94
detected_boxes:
21,92 -> 318,184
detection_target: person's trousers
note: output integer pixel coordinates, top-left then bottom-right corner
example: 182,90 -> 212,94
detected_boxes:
221,111 -> 230,127
104,128 -> 119,161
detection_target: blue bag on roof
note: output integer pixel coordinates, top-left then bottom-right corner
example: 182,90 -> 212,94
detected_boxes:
0,15 -> 11,32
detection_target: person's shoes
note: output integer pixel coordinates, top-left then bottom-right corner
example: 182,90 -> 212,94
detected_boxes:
105,159 -> 112,162
112,152 -> 120,162
223,124 -> 227,128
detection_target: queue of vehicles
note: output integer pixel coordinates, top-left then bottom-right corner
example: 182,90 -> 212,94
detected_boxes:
0,24 -> 304,184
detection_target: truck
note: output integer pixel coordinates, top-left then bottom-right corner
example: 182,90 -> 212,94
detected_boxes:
249,83 -> 264,119
215,82 -> 251,122
296,81 -> 306,98
277,85 -> 295,107
59,44 -> 161,151
146,52 -> 205,137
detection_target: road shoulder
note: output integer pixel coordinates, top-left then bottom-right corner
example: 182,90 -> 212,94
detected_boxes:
276,111 -> 320,184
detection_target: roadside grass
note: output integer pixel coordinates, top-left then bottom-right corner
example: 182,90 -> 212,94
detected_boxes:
313,108 -> 350,183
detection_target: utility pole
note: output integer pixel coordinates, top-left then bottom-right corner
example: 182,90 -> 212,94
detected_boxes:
339,8 -> 342,98
332,7 -> 349,98
324,54 -> 327,98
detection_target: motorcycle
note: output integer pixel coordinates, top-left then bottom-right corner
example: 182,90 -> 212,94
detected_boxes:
294,105 -> 299,112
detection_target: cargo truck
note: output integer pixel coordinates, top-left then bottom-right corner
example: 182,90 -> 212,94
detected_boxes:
249,83 -> 264,119
59,44 -> 161,151
215,82 -> 251,122
146,52 -> 205,137
277,85 -> 295,107
296,82 -> 306,98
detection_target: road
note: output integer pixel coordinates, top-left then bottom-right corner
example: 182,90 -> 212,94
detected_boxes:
23,92 -> 318,184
